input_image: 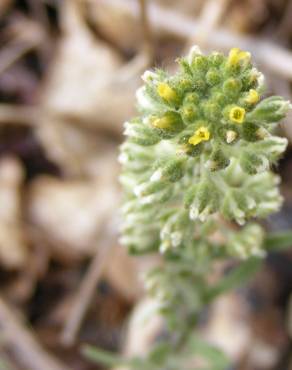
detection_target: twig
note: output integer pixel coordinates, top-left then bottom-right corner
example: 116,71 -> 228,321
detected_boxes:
0,15 -> 44,75
0,41 -> 38,76
27,0 -> 53,64
0,296 -> 70,370
101,0 -> 292,80
139,0 -> 154,63
60,217 -> 119,347
27,0 -> 51,35
190,0 -> 232,48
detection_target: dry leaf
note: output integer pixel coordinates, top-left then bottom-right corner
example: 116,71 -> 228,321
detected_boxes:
26,175 -> 119,262
0,156 -> 28,269
39,0 -> 142,137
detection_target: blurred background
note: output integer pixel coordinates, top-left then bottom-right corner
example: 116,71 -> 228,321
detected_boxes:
0,0 -> 292,369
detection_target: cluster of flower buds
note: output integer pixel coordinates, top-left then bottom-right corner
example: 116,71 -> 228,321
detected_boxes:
120,45 -> 290,257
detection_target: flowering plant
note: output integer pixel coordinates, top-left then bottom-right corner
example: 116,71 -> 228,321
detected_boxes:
85,46 -> 292,370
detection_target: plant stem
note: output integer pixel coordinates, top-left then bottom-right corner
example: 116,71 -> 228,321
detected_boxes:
82,345 -> 131,367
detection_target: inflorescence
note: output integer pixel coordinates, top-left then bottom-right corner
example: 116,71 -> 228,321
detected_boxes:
120,46 -> 290,260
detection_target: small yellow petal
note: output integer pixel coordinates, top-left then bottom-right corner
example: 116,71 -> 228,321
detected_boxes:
228,48 -> 250,66
245,89 -> 259,104
157,83 -> 177,103
196,126 -> 210,140
229,106 -> 246,124
228,48 -> 240,65
238,50 -> 251,62
189,126 -> 210,146
188,135 -> 202,146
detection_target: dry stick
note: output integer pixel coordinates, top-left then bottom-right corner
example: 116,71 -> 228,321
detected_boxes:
0,297 -> 70,370
0,40 -> 39,76
102,0 -> 292,80
139,0 -> 154,63
27,0 -> 53,64
27,0 -> 51,35
190,0 -> 231,48
60,217 -> 118,347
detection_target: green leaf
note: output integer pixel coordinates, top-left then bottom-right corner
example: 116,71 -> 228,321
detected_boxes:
188,336 -> 229,370
82,345 -> 130,367
148,342 -> 172,364
206,257 -> 261,300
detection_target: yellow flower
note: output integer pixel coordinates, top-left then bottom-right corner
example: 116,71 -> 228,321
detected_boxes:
151,116 -> 172,129
229,106 -> 246,124
245,89 -> 259,104
189,126 -> 210,146
157,83 -> 178,103
228,48 -> 251,67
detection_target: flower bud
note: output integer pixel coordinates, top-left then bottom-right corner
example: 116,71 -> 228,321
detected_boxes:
151,112 -> 185,136
244,89 -> 260,104
141,70 -> 159,83
180,103 -> 198,123
120,227 -> 159,254
157,83 -> 180,105
203,101 -> 221,121
217,125 -> 239,144
182,142 -> 203,158
209,52 -> 224,67
240,151 -> 269,174
191,55 -> 209,74
255,127 -> 269,140
227,48 -> 251,69
134,180 -> 166,198
136,86 -> 157,111
159,211 -> 189,252
151,157 -> 187,183
242,171 -> 282,218
124,120 -> 160,146
227,224 -> 265,259
206,68 -> 221,86
135,183 -> 173,205
206,147 -> 230,171
223,78 -> 242,98
186,45 -> 202,64
241,121 -> 261,142
253,136 -> 288,160
184,92 -> 200,105
247,96 -> 291,123
221,190 -> 256,225
212,92 -> 227,106
186,180 -> 220,222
